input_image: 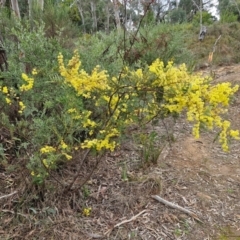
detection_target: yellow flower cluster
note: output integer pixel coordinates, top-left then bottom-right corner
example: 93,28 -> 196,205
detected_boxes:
36,140 -> 72,177
1,86 -> 11,104
67,108 -> 97,129
40,141 -> 72,165
60,140 -> 68,149
2,71 -> 35,113
82,207 -> 92,217
5,97 -> 11,104
148,59 -> 239,151
81,128 -> 119,151
60,140 -> 72,160
18,101 -> 26,114
42,159 -> 50,168
58,51 -> 109,98
2,86 -> 8,94
20,73 -> 34,91
40,146 -> 56,154
32,68 -> 38,75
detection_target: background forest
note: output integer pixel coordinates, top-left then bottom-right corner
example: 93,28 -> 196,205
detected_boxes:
1,0 -> 240,239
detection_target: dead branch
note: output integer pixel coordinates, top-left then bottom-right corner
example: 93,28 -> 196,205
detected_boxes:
104,209 -> 148,236
114,209 -> 148,228
151,195 -> 203,223
212,35 -> 222,53
0,191 -> 17,200
208,35 -> 221,63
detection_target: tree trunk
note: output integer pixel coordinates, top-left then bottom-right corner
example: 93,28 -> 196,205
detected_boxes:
0,0 -> 7,7
76,0 -> 86,33
11,0 -> 21,19
28,0 -> 32,18
105,1 -> 110,33
90,0 -> 97,32
112,0 -> 121,31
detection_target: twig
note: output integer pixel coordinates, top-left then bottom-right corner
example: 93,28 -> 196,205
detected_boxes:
151,195 -> 203,223
114,209 -> 148,228
73,154 -> 101,192
208,35 -> 222,64
1,209 -> 26,218
65,149 -> 90,191
0,191 -> 17,200
212,35 -> 222,53
104,209 -> 148,236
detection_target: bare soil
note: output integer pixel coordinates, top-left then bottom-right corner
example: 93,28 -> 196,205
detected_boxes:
0,65 -> 240,240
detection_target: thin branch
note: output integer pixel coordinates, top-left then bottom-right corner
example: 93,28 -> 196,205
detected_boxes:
191,0 -> 200,10
104,209 -> 148,236
0,191 -> 18,200
65,149 -> 90,191
73,153 -> 101,192
151,195 -> 203,223
41,159 -> 64,187
212,35 -> 222,53
208,35 -> 221,63
114,209 -> 148,228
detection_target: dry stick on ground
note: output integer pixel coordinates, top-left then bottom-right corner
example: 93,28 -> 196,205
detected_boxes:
0,191 -> 17,200
1,209 -> 36,224
104,209 -> 148,236
151,195 -> 203,223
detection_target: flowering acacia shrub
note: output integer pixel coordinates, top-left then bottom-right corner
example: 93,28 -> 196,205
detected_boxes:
58,51 -> 239,154
1,51 -> 239,184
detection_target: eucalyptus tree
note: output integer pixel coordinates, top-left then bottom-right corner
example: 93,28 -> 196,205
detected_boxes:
178,0 -> 218,21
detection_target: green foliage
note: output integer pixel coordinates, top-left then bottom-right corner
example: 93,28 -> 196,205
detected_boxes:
0,19 -> 79,183
60,0 -> 81,24
136,131 -> 162,165
170,8 -> 187,23
218,0 -> 240,22
137,24 -> 194,66
220,11 -> 238,23
179,0 -> 200,16
192,11 -> 215,26
75,31 -> 124,76
142,9 -> 155,25
77,23 -> 194,74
